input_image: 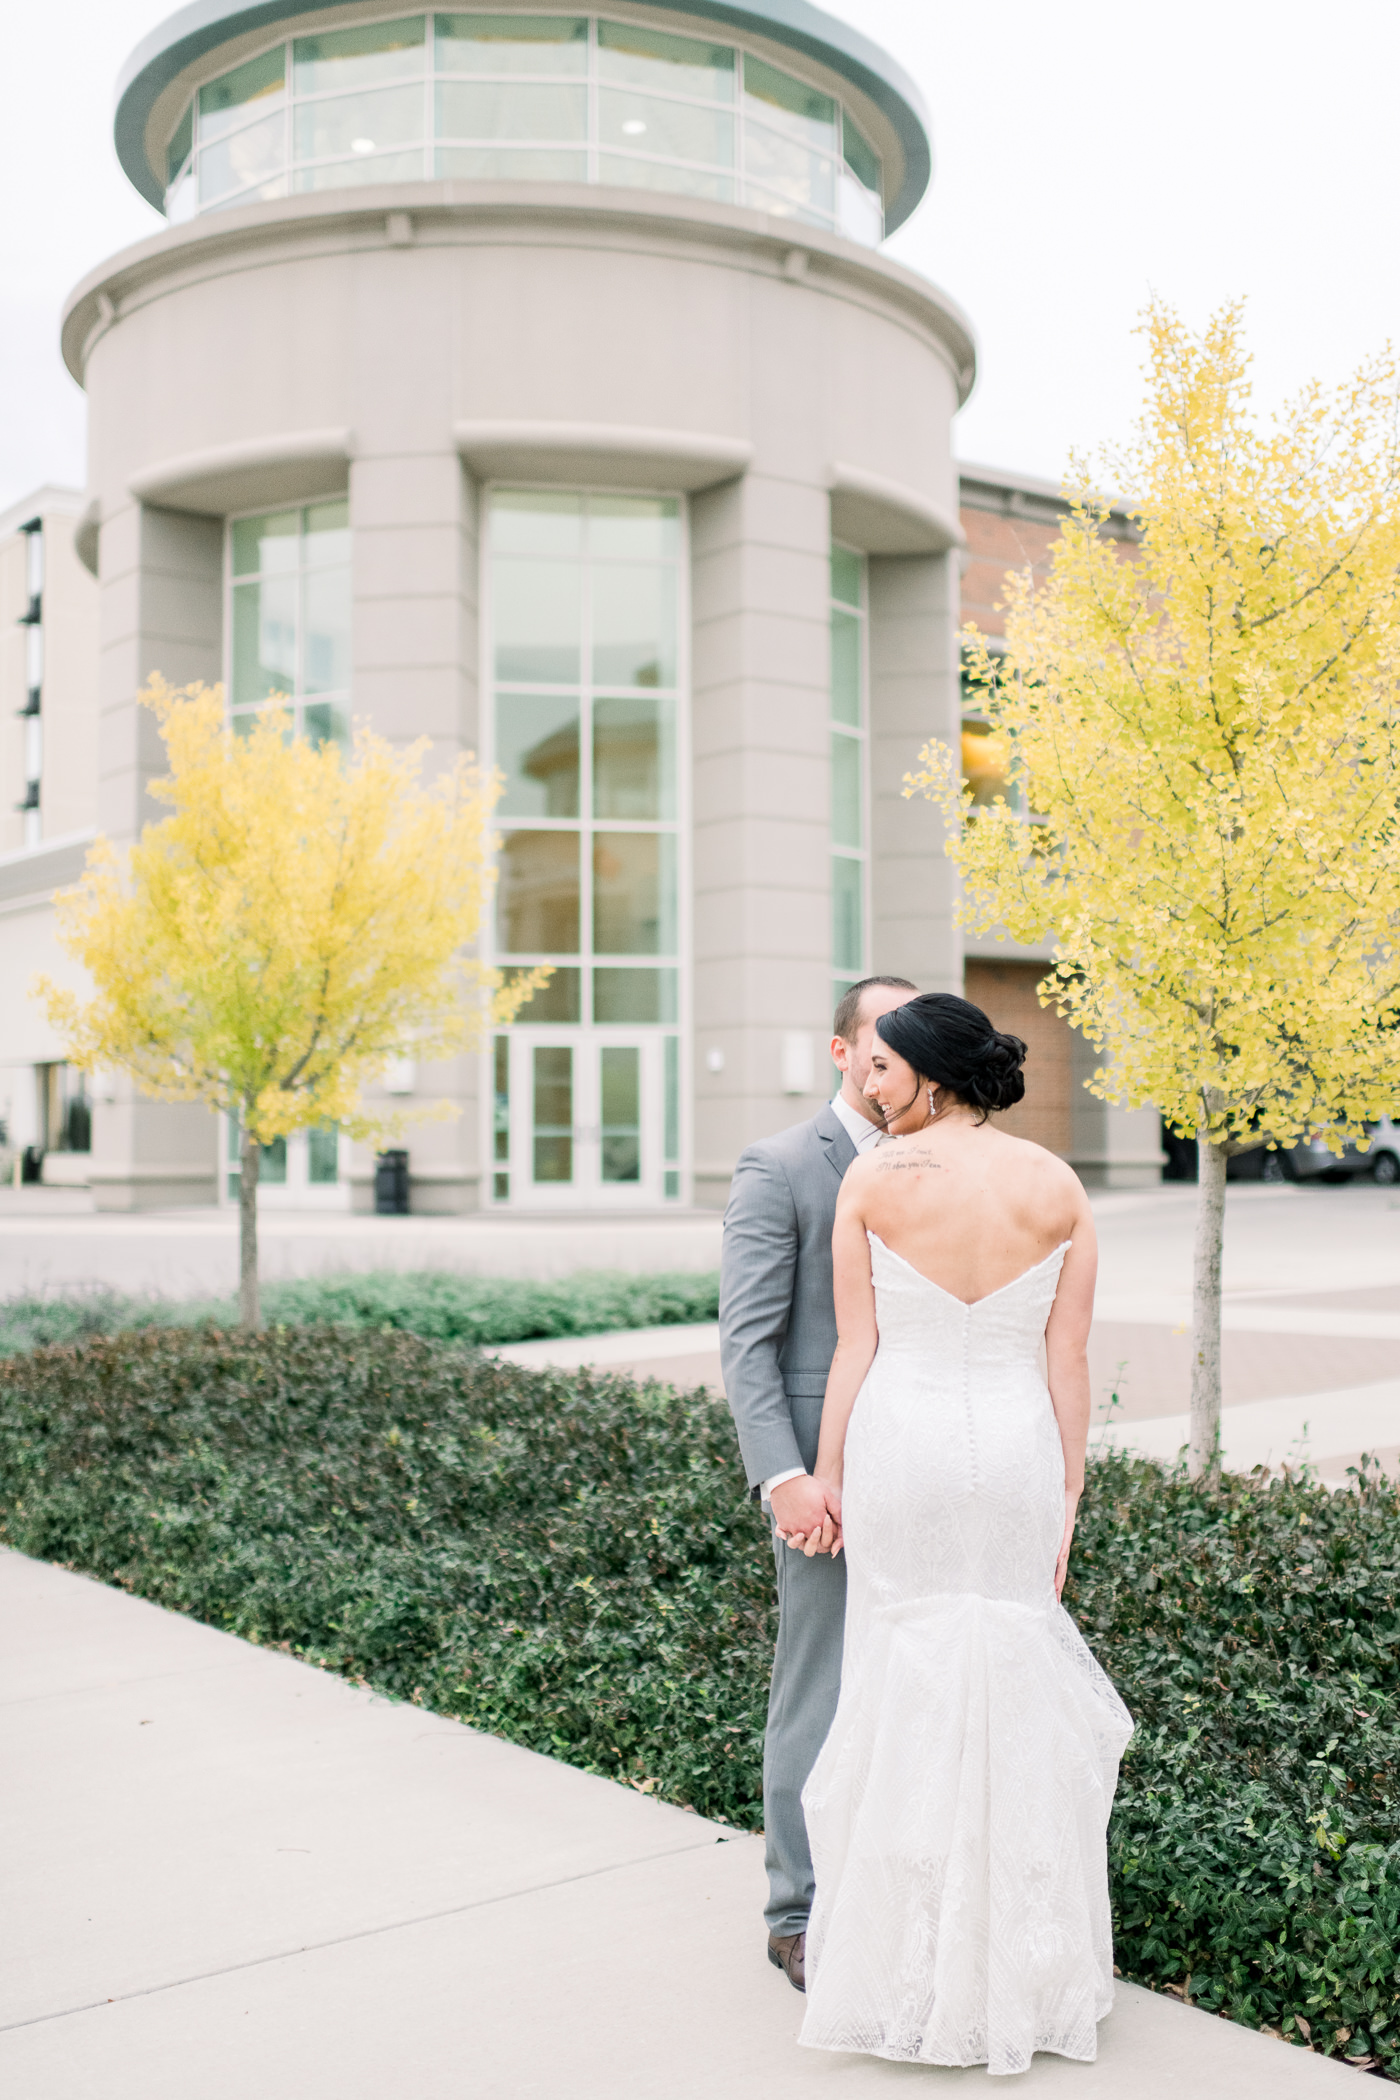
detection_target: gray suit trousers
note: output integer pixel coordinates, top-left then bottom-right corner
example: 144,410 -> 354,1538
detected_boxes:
764,1524 -> 846,1936
719,1104 -> 857,1936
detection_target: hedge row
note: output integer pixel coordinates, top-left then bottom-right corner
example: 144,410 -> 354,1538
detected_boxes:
0,1266 -> 720,1357
1,1324 -> 1397,2075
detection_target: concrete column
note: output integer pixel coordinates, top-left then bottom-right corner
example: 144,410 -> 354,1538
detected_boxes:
867,549 -> 962,996
1070,1036 -> 1163,1188
97,502 -> 223,848
347,450 -> 475,760
89,502 -> 223,1210
690,472 -> 832,1207
345,449 -> 482,1213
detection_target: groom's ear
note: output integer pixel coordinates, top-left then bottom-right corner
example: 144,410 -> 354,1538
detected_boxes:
831,1034 -> 853,1072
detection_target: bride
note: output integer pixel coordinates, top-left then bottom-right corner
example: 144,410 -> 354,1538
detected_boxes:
781,992 -> 1133,2077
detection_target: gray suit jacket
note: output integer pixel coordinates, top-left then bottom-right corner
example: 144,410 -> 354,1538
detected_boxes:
720,1104 -> 858,1492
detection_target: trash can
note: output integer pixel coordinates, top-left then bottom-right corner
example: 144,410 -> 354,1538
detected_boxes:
21,1145 -> 43,1185
374,1149 -> 409,1215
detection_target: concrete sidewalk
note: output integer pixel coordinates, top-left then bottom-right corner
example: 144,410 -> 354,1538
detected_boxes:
0,1201 -> 725,1296
0,1552 -> 1355,2096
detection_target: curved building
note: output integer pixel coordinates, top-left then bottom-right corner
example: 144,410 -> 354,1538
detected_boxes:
49,0 -> 979,1213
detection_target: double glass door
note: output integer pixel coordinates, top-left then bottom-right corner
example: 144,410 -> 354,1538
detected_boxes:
222,1115 -> 346,1209
494,1029 -> 671,1206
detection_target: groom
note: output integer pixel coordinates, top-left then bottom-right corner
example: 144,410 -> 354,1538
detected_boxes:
720,976 -> 917,1992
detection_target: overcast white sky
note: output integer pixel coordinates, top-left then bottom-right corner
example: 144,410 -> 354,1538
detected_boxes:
3,0 -> 1399,511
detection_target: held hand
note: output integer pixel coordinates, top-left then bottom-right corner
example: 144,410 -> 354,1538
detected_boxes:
1054,1489 -> 1080,1602
813,1473 -> 844,1559
771,1474 -> 841,1558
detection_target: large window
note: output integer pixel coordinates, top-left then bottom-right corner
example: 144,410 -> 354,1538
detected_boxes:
221,501 -> 352,1205
830,542 -> 868,1006
227,501 -> 352,746
487,487 -> 684,1203
960,641 -> 1021,810
164,12 -> 884,243
38,1064 -> 90,1155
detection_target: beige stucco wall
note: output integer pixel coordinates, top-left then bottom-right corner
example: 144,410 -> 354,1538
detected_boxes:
62,178 -> 972,1210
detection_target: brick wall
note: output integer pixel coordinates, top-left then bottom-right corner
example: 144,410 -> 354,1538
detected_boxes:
962,958 -> 1074,1158
959,507 -> 1062,643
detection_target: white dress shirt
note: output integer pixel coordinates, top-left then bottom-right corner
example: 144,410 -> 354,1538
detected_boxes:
761,1093 -> 885,1508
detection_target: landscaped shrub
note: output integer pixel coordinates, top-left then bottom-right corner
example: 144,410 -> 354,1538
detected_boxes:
0,1327 -> 767,1821
1,1325 -> 1397,2073
0,1267 -> 720,1358
1074,1454 -> 1400,2074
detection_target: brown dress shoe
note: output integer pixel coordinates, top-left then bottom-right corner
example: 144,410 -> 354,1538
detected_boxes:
767,1929 -> 806,1992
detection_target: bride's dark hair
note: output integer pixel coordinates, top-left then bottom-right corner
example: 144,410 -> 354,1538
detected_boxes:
874,993 -> 1027,1123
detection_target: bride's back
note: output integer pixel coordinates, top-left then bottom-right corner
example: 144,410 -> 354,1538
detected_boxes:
855,1121 -> 1085,1307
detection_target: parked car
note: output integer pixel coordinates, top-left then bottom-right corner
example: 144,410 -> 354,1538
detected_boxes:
1264,1131 -> 1372,1184
1233,1118 -> 1400,1184
1365,1116 -> 1400,1185
1164,1116 -> 1400,1184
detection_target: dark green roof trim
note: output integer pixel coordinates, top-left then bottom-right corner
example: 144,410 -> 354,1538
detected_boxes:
115,0 -> 931,231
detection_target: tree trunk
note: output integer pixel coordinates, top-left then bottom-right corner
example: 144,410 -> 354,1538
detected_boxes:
239,1124 -> 262,1330
1188,1137 -> 1228,1479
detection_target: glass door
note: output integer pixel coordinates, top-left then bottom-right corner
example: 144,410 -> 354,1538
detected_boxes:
222,1115 -> 348,1210
498,1029 -> 667,1206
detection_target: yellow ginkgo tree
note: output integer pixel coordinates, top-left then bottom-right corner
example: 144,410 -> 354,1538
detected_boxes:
910,301 -> 1400,1477
38,680 -> 539,1327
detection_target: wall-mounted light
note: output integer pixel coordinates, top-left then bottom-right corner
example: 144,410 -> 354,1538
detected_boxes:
705,1047 -> 725,1074
383,1057 -> 416,1095
781,1031 -> 816,1095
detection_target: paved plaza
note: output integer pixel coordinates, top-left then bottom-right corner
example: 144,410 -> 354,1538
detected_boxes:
5,1179 -> 1400,1481
494,1181 -> 1400,1485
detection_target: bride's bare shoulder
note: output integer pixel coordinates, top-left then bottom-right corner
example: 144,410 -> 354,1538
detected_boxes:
993,1129 -> 1090,1202
838,1141 -> 920,1200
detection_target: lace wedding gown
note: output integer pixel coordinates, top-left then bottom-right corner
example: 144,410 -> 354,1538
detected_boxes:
799,1232 -> 1133,2077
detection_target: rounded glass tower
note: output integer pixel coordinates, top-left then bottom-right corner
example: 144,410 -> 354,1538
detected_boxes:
67,0 -> 975,1214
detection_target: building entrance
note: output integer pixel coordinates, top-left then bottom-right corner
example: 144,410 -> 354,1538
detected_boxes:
497,1027 -> 672,1207
484,485 -> 687,1210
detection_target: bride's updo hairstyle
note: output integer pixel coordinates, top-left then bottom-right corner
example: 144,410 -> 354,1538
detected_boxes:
874,994 -> 1027,1123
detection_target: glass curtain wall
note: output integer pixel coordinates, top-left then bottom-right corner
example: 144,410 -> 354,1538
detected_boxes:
830,542 -> 869,1007
488,488 -> 683,1203
164,13 -> 884,243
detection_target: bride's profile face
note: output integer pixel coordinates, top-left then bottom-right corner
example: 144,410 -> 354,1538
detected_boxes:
864,1040 -> 927,1136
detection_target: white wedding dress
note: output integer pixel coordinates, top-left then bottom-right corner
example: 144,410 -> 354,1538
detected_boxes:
799,1232 -> 1133,2076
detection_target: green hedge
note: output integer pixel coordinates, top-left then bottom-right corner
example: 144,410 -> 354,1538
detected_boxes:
1,1325 -> 1397,2074
0,1267 -> 720,1358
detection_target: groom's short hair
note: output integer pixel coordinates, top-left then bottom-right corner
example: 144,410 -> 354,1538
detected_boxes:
833,976 -> 917,1044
